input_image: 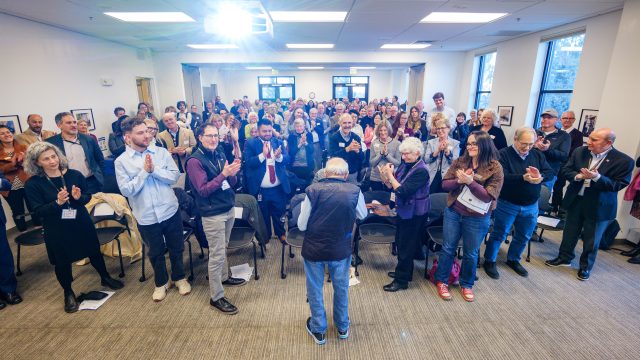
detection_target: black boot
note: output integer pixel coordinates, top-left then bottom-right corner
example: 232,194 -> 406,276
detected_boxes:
101,276 -> 124,290
629,254 -> 640,264
64,290 -> 79,313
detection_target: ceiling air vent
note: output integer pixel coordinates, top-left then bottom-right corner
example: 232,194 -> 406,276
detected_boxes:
488,30 -> 530,36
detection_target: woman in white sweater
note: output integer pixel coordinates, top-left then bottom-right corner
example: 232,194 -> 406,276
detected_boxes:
423,119 -> 460,193
369,121 -> 401,191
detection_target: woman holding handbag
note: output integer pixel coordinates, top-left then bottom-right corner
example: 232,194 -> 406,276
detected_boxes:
433,131 -> 503,302
423,120 -> 459,194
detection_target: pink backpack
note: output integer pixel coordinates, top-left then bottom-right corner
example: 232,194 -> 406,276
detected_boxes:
428,258 -> 460,286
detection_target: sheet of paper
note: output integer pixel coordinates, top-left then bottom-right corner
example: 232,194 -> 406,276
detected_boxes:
349,276 -> 360,287
230,263 -> 253,282
79,291 -> 115,311
537,216 -> 560,227
93,202 -> 115,216
234,207 -> 243,219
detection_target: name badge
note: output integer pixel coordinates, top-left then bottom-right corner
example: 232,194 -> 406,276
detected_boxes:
374,143 -> 380,148
584,179 -> 591,188
257,193 -> 263,202
390,192 -> 396,203
339,142 -> 346,148
221,180 -> 231,191
61,208 -> 77,219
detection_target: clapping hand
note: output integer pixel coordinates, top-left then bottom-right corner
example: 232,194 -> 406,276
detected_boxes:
262,141 -> 270,158
455,168 -> 474,185
579,167 -> 598,179
346,139 -> 361,153
56,187 -> 69,205
222,159 -> 242,177
71,185 -> 81,200
273,145 -> 283,158
523,166 -> 542,184
144,153 -> 154,173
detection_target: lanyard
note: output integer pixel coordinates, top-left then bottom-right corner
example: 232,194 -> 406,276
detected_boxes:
45,173 -> 71,207
588,152 -> 608,171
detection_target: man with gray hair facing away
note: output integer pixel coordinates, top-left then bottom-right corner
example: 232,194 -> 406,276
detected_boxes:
297,158 -> 367,345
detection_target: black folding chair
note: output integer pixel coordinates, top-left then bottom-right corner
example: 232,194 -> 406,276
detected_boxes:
14,227 -> 45,276
526,186 -> 564,262
228,225 -> 260,280
90,203 -> 129,278
424,193 -> 459,279
280,226 -> 305,279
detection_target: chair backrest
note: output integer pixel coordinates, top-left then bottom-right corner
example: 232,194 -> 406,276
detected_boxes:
538,186 -> 552,214
427,192 -> 448,225
286,226 -> 305,247
90,202 -> 125,226
363,191 -> 391,205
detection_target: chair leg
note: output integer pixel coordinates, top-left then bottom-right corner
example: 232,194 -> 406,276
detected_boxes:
253,241 -> 259,280
425,242 -> 430,279
280,242 -> 287,279
289,244 -> 294,259
526,233 -> 532,263
539,229 -> 546,243
116,238 -> 125,278
354,237 -> 360,277
260,241 -> 266,259
16,244 -> 22,276
187,239 -> 194,282
139,243 -> 147,282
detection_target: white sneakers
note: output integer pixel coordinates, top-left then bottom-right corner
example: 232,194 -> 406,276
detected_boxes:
152,279 -> 191,302
174,279 -> 192,295
152,283 -> 168,302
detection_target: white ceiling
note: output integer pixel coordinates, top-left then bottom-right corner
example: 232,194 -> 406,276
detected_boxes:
0,0 -> 625,52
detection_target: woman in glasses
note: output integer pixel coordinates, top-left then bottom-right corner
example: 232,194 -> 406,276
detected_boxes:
433,131 -> 503,302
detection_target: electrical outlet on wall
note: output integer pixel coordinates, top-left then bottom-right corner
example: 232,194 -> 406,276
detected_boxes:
100,77 -> 113,86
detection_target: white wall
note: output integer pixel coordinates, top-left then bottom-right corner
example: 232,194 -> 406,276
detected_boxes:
199,67 -> 408,105
455,11 -> 622,141
0,13 -> 156,228
152,51 -> 465,112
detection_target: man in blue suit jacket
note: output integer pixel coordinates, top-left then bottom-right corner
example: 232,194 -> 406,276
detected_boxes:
546,128 -> 634,281
244,119 -> 291,242
47,112 -> 105,194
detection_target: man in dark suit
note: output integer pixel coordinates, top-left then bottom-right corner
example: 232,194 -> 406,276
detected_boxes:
47,112 -> 104,194
546,128 -> 634,280
551,110 -> 585,213
189,105 -> 203,133
244,119 -> 291,242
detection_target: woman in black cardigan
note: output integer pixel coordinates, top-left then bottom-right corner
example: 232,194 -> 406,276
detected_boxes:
287,118 -> 315,189
24,142 -> 123,313
470,108 -> 507,150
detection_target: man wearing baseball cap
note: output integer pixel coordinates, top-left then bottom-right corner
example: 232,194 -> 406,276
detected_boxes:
534,108 -> 571,190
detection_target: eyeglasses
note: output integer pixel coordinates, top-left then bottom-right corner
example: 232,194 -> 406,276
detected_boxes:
201,134 -> 219,139
561,117 -> 575,120
466,142 -> 478,147
436,127 -> 448,131
146,127 -> 158,131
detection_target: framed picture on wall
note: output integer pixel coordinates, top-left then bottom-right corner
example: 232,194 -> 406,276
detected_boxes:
70,108 -> 96,131
579,109 -> 598,137
0,115 -> 21,133
497,106 -> 514,127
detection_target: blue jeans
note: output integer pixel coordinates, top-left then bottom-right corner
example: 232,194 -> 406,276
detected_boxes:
435,207 -> 491,289
484,199 -> 538,262
304,256 -> 351,334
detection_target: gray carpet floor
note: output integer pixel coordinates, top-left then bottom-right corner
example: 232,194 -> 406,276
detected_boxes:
2,228 -> 640,360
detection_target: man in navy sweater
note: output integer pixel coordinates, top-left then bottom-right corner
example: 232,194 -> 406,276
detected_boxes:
483,127 -> 553,278
328,114 -> 364,183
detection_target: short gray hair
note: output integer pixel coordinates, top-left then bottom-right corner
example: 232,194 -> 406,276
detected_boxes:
324,158 -> 349,177
162,112 -> 176,121
514,127 -> 536,141
398,137 -> 424,157
24,142 -> 68,177
482,107 -> 497,122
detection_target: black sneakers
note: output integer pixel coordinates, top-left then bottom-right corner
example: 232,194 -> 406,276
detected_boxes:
506,260 -> 529,277
545,258 -> 571,267
222,277 -> 246,287
483,261 -> 500,279
577,269 -> 590,281
210,297 -> 239,315
338,328 -> 350,340
306,317 -> 326,345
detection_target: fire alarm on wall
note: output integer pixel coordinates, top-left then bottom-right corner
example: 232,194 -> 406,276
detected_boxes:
100,77 -> 113,86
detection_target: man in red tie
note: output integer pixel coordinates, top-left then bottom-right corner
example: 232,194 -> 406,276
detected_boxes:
244,119 -> 291,243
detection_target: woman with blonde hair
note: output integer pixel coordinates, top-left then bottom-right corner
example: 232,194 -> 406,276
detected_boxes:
369,120 -> 400,191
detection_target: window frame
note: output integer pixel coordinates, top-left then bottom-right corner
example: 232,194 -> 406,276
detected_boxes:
257,76 -> 296,101
332,76 -> 369,102
473,52 -> 496,110
534,33 -> 584,128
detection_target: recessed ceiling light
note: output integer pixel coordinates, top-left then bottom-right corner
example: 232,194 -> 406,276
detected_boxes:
187,44 -> 238,49
270,11 -> 347,22
246,66 -> 272,70
421,12 -> 508,23
286,44 -> 334,49
351,66 -> 376,70
298,66 -> 325,70
204,3 -> 253,38
104,12 -> 195,22
381,44 -> 431,49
